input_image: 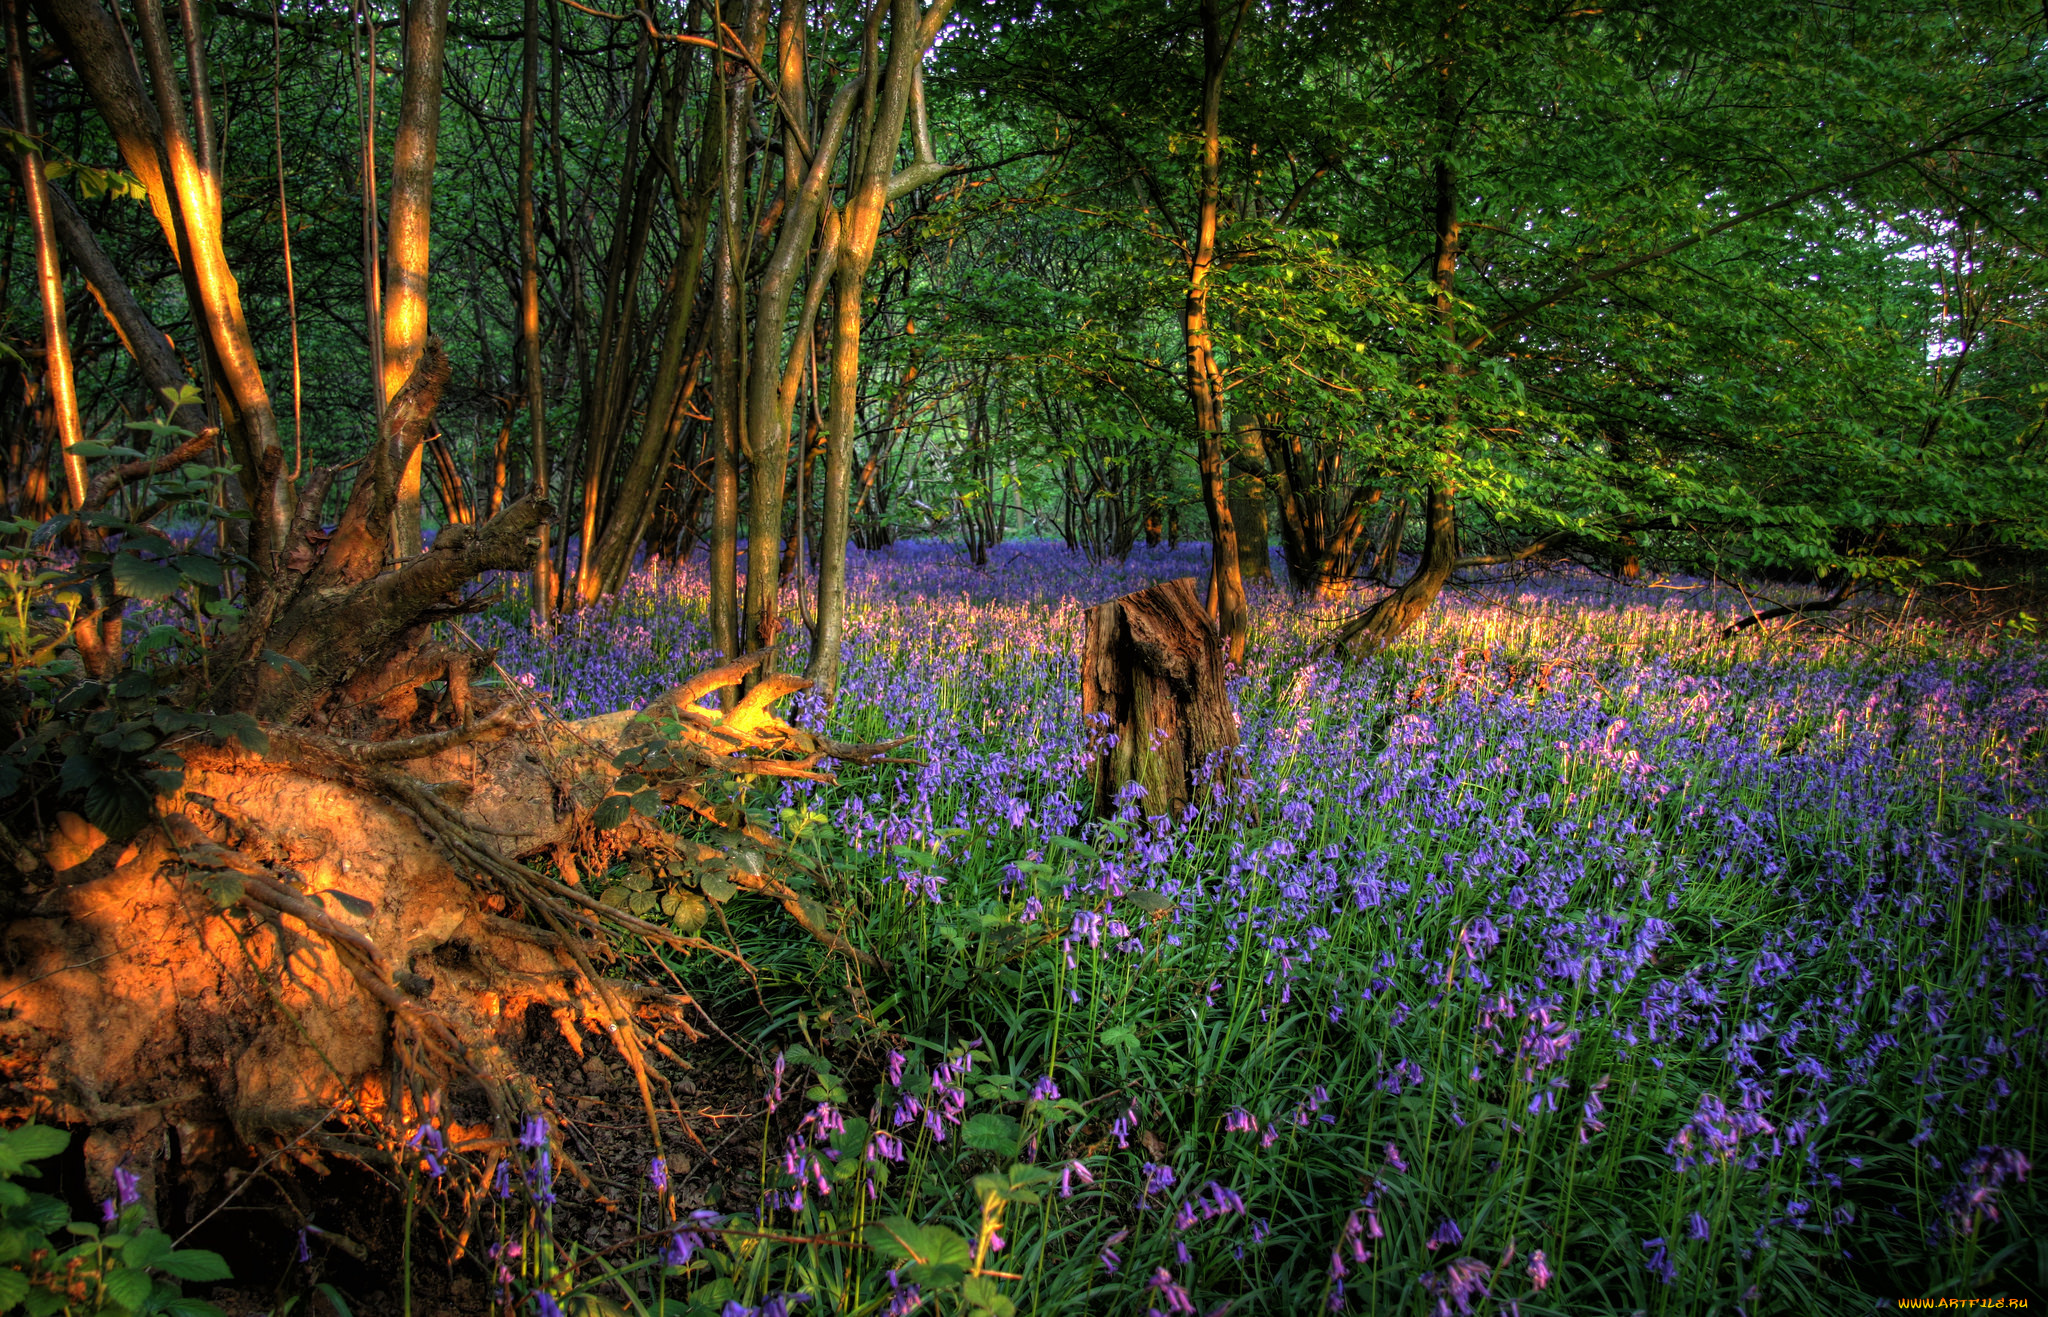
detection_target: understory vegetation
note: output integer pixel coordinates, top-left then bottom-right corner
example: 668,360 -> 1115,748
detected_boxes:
417,544 -> 2041,1316
3,0 -> 2044,1308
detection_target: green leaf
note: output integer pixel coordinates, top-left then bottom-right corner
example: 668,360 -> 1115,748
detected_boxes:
22,1196 -> 68,1232
206,713 -> 268,754
962,1113 -> 1020,1158
83,777 -> 155,839
962,1275 -> 1017,1317
311,1283 -> 354,1317
782,1044 -> 830,1073
111,554 -> 185,602
697,871 -> 737,903
122,1229 -> 173,1270
173,556 -> 224,588
591,795 -> 630,830
3,1126 -> 69,1164
156,1248 -> 232,1282
103,1265 -> 154,1313
861,1218 -> 971,1289
164,1300 -> 230,1317
0,1270 -> 28,1310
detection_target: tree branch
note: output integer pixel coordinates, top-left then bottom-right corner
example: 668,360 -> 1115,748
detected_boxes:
1472,97 -> 2047,351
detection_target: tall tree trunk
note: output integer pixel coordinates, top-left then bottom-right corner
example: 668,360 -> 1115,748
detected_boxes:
16,156 -> 208,434
1186,0 -> 1249,665
1331,75 -> 1463,656
382,0 -> 451,556
114,0 -> 291,569
519,0 -> 551,626
1373,492 -> 1407,582
570,33 -> 662,607
804,0 -> 954,702
1226,418 -> 1270,584
708,12 -> 750,667
6,0 -> 88,512
740,6 -> 862,663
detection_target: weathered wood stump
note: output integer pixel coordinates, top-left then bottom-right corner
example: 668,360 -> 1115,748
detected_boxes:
1081,576 -> 1241,819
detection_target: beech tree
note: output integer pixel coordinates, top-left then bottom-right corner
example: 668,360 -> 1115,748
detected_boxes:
934,0 -> 2048,650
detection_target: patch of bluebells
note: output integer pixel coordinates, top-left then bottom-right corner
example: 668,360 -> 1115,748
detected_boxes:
483,543 -> 2044,1312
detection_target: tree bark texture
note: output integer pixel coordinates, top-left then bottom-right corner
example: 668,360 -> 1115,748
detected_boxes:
382,0 -> 453,557
1081,576 -> 1240,821
6,0 -> 88,511
707,12 -> 749,667
1186,0 -> 1249,664
1229,474 -> 1271,584
804,0 -> 955,702
519,0 -> 551,625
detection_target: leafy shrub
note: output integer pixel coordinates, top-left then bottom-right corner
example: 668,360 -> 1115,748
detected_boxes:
0,1124 -> 231,1317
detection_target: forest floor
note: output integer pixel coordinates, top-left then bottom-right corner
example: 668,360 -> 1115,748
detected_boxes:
208,542 -> 2046,1314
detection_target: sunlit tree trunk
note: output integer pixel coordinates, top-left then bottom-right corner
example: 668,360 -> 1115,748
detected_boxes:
21,161 -> 207,435
1333,74 -> 1463,656
519,0 -> 551,626
6,0 -> 87,513
128,0 -> 289,568
1186,0 -> 1249,665
381,0 -> 450,557
707,8 -> 751,667
740,0 -> 862,663
804,0 -> 954,702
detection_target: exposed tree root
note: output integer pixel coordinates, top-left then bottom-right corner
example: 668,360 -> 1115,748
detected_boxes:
0,659 -> 903,1244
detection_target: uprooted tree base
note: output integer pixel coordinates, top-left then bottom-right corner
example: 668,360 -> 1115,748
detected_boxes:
0,654 -> 907,1290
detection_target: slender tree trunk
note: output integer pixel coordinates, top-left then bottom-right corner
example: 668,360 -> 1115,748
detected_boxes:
1373,492 -> 1407,582
1333,480 -> 1455,653
124,0 -> 291,569
519,0 -> 551,625
1332,79 -> 1463,656
1246,420 -> 1318,594
1226,418 -> 1270,584
804,0 -> 955,702
571,34 -> 662,607
486,404 -> 511,519
382,0 -> 451,556
708,14 -> 750,667
1186,0 -> 1250,664
740,9 -> 862,662
6,1 -> 88,512
13,156 -> 207,434
174,0 -> 214,182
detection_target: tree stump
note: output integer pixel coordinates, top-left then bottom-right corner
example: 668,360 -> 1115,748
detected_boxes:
1081,576 -> 1240,819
